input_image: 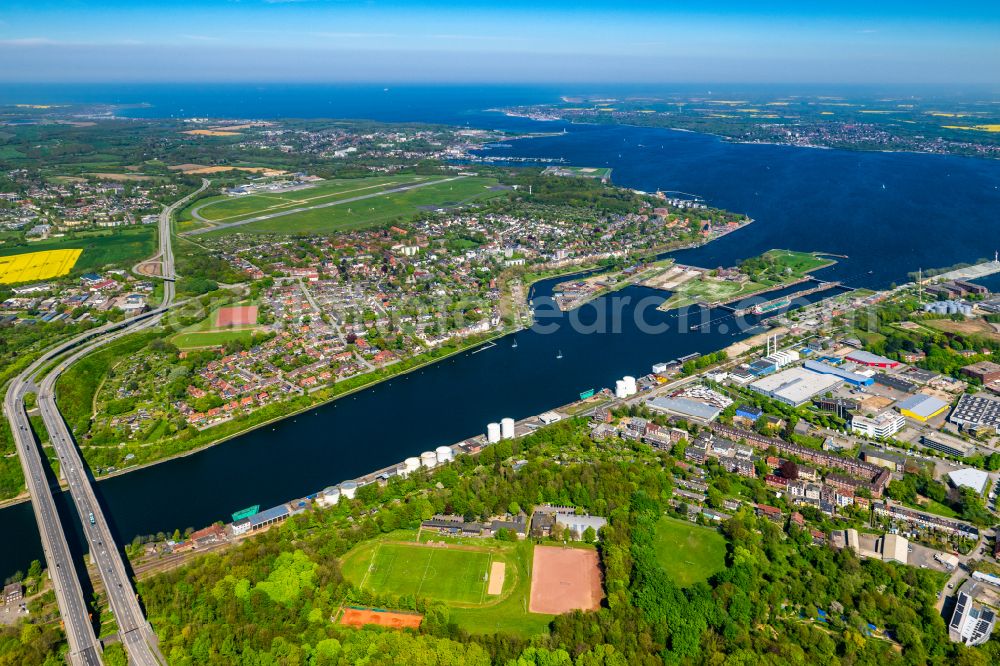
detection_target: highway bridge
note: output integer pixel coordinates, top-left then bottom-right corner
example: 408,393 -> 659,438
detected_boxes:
2,183 -> 207,664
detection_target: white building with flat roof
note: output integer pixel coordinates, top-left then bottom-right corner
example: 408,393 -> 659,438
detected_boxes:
851,411 -> 906,439
749,367 -> 842,407
948,468 -> 990,495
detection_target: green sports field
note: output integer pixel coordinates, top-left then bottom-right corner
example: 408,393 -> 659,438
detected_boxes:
652,516 -> 728,587
342,541 -> 497,605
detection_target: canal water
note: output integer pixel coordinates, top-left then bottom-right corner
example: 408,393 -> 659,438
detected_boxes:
4,111 -> 1000,578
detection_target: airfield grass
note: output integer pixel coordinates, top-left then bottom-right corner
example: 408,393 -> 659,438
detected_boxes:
205,176 -> 505,235
652,516 -> 728,587
185,175 -> 429,223
341,532 -> 553,637
0,226 -> 156,277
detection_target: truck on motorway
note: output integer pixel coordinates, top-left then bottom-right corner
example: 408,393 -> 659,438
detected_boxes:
88,512 -> 95,525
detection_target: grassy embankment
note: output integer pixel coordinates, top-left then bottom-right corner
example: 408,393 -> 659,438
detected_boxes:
658,249 -> 835,310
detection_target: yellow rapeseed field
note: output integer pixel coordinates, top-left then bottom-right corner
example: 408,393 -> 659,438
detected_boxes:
0,249 -> 83,284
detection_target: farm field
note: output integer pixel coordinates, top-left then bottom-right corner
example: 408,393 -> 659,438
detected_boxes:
0,248 -> 82,284
652,516 -> 728,587
185,174 -> 429,223
199,176 -> 506,236
342,533 -> 553,637
0,227 -> 156,277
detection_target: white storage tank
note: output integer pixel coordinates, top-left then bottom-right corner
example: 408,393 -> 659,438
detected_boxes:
486,422 -> 502,443
615,379 -> 629,398
435,445 -> 454,463
402,456 -> 421,476
319,486 -> 340,506
340,480 -> 358,500
420,450 -> 438,468
501,417 -> 515,439
623,376 -> 637,395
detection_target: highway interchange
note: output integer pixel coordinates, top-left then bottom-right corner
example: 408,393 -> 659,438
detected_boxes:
2,182 -> 206,664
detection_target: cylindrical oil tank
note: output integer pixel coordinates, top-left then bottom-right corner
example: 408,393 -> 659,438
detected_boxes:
487,422 -> 502,443
420,450 -> 438,468
320,486 -> 340,506
501,417 -> 515,439
615,379 -> 628,398
340,480 -> 358,499
435,445 -> 454,463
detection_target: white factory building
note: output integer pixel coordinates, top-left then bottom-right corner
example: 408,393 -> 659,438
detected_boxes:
748,366 -> 842,407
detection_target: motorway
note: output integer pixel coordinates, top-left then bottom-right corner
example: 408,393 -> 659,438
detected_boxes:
3,381 -> 102,666
184,175 -> 467,235
3,182 -> 207,664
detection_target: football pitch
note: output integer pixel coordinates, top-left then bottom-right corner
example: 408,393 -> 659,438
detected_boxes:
342,542 -> 497,605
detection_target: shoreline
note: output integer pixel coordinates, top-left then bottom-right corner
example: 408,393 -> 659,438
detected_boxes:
0,225 -> 746,513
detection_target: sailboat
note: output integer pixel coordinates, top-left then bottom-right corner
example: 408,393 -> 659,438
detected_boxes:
556,349 -> 563,359
511,339 -> 518,349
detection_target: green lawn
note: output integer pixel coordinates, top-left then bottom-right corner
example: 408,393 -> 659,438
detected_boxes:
652,516 -> 728,587
171,328 -> 259,349
0,226 -> 156,275
185,175 -> 428,223
341,534 -> 553,637
342,541 -> 495,605
763,249 -> 835,274
203,176 -> 506,236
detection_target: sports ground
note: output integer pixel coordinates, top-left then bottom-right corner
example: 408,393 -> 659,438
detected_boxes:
528,546 -> 603,614
339,606 -> 423,629
341,541 -> 503,606
340,533 -> 609,637
652,516 -> 728,587
0,248 -> 82,284
170,302 -> 262,349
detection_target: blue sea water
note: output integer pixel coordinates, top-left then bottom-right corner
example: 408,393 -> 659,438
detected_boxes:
1,84 -> 999,578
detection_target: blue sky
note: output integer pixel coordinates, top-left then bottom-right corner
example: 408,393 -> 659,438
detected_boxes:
1,1 -> 998,83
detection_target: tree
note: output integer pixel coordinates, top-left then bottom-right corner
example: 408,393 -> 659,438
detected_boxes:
583,526 -> 597,544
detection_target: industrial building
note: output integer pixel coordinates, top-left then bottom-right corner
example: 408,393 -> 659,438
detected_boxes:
648,396 -> 723,422
748,367 -> 842,407
803,359 -> 874,386
949,585 -> 996,646
844,350 -> 899,369
920,432 -> 971,458
961,361 -> 1000,385
896,393 -> 949,422
949,393 -> 1000,434
851,411 -> 905,438
948,468 -> 990,495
